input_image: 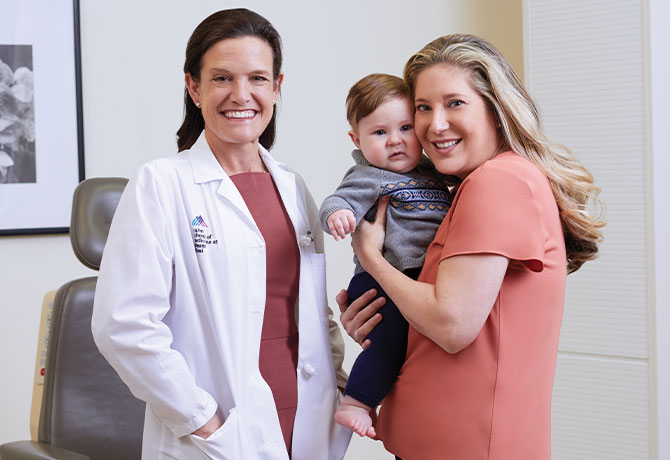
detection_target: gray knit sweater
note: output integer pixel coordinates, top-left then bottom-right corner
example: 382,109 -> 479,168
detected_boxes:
320,149 -> 451,274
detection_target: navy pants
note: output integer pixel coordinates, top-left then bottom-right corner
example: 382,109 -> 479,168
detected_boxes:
343,267 -> 422,408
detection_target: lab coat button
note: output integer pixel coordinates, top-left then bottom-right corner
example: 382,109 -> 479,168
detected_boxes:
299,231 -> 313,247
302,363 -> 316,377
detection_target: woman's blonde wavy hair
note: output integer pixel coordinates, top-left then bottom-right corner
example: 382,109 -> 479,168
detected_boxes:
404,34 -> 604,273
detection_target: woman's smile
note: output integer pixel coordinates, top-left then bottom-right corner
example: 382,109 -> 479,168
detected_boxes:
222,109 -> 257,119
414,64 -> 500,179
433,139 -> 461,149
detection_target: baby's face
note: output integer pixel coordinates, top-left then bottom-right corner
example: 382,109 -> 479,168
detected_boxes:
351,97 -> 422,174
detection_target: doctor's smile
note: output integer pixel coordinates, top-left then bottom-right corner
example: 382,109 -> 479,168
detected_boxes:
222,109 -> 257,119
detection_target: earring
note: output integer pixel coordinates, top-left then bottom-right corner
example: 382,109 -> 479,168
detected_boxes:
195,101 -> 201,108
272,99 -> 276,104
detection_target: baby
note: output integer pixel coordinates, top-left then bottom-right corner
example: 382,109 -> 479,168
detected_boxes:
319,74 -> 452,437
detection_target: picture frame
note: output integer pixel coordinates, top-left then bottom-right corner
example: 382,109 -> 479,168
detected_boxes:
0,0 -> 84,235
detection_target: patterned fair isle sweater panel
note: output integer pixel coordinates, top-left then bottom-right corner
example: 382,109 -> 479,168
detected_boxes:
320,149 -> 452,274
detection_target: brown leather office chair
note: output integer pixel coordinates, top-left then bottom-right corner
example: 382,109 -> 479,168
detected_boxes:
0,178 -> 145,460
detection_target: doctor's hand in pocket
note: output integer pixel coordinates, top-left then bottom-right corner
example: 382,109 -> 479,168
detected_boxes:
192,414 -> 224,439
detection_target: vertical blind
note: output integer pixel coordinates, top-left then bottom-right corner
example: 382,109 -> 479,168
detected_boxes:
526,0 -> 651,458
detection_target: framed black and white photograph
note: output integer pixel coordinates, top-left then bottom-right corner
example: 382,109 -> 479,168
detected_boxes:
0,0 -> 84,235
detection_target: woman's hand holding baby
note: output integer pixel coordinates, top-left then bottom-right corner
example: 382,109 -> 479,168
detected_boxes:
351,197 -> 388,273
336,288 -> 385,349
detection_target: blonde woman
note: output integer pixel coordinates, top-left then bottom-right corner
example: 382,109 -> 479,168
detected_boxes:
337,34 -> 604,460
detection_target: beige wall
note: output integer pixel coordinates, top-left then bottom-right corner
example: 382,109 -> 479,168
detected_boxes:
471,0 -> 524,77
0,2 -> 522,458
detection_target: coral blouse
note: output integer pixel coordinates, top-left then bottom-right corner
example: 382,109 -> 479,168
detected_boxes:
376,152 -> 567,460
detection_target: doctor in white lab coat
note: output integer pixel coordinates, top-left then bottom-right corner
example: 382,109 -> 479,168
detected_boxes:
91,9 -> 351,460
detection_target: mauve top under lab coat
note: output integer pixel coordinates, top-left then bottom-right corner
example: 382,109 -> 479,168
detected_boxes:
231,172 -> 300,455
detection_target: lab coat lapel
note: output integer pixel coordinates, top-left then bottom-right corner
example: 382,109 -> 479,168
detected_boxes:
261,146 -> 302,234
189,133 -> 260,236
216,176 -> 258,231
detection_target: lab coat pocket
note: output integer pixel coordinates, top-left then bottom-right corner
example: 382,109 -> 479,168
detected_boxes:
183,408 -> 246,460
310,253 -> 330,322
310,253 -> 327,294
310,252 -> 326,266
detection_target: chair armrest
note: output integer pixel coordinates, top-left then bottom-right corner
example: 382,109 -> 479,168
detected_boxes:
0,441 -> 90,460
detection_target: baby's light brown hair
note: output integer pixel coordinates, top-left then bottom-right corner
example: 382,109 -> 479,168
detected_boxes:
346,73 -> 411,129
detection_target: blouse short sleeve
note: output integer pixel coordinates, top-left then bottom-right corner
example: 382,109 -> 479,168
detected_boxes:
441,160 -> 547,272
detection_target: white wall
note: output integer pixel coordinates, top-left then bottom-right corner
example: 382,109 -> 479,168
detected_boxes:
0,1 -> 522,458
649,0 -> 670,457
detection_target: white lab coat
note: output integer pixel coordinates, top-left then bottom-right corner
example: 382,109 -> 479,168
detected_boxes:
92,133 -> 352,460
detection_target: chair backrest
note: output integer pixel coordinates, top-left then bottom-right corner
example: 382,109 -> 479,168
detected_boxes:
38,177 -> 145,460
70,177 -> 129,270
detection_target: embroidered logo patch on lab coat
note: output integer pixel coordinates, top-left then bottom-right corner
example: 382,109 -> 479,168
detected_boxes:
191,215 -> 209,227
191,215 -> 218,253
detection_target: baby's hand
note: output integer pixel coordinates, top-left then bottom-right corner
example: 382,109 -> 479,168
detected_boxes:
327,209 -> 357,241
